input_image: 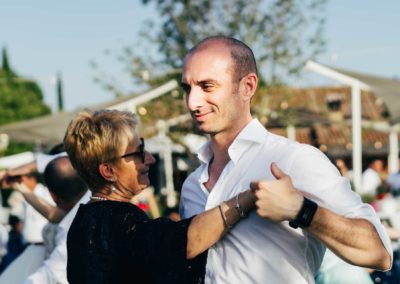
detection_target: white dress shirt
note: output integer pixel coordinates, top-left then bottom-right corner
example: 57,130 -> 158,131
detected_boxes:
23,190 -> 90,284
23,183 -> 55,243
180,119 -> 392,284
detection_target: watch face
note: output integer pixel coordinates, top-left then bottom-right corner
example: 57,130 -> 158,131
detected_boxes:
289,197 -> 318,229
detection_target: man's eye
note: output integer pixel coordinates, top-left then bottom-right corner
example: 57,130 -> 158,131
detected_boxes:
202,83 -> 214,91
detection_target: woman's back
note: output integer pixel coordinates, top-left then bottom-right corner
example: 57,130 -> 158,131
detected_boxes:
67,201 -> 206,284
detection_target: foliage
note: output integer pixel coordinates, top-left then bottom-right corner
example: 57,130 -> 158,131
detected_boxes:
0,141 -> 34,157
93,0 -> 326,130
0,47 -> 51,126
115,0 -> 327,87
92,0 -> 327,144
0,47 -> 51,156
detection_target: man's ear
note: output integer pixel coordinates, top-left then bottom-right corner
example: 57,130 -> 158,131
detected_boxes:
98,163 -> 115,181
240,73 -> 258,102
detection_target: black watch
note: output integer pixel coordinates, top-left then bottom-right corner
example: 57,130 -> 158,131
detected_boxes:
289,197 -> 318,229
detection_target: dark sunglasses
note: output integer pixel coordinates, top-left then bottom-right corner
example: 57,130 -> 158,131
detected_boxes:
120,138 -> 145,163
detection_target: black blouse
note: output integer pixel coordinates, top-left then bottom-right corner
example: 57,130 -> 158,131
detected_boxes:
67,201 -> 207,284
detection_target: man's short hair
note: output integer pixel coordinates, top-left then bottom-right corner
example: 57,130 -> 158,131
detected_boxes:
44,156 -> 87,202
186,36 -> 258,81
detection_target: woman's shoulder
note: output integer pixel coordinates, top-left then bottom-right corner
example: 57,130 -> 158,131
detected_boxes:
74,201 -> 147,224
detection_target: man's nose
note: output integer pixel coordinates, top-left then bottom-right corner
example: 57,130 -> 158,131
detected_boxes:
186,87 -> 204,111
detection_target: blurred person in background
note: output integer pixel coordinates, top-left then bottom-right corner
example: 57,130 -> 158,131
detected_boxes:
361,158 -> 385,198
0,215 -> 26,273
1,144 -> 68,224
4,172 -> 55,245
386,160 -> 400,197
316,248 -> 374,284
130,186 -> 160,218
0,156 -> 89,284
335,158 -> 354,182
0,222 -> 7,265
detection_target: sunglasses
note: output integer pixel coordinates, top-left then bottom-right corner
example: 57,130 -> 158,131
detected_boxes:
120,138 -> 145,163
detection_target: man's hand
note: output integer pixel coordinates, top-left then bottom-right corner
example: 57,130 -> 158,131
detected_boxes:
250,162 -> 304,222
13,182 -> 31,194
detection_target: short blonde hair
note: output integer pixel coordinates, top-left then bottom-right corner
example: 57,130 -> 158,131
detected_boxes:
63,109 -> 138,192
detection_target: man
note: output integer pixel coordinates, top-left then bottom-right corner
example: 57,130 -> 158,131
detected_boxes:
180,36 -> 392,283
1,156 -> 89,283
23,156 -> 89,284
8,172 -> 55,244
361,158 -> 384,197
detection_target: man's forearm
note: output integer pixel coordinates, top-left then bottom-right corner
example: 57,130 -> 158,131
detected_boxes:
306,206 -> 391,270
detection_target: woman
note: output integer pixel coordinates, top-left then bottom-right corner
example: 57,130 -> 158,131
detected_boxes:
63,109 -> 255,284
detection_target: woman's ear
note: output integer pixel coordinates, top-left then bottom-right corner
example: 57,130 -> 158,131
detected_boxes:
98,163 -> 115,181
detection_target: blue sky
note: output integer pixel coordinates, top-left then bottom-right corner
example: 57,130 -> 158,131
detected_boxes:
1,0 -> 399,112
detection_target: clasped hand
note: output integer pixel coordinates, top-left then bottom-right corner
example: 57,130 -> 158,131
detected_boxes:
250,162 -> 304,222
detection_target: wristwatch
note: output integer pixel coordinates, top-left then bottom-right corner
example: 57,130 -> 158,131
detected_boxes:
289,197 -> 318,229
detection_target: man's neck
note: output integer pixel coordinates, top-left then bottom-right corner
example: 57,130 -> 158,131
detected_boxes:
204,118 -> 252,192
210,117 -> 252,159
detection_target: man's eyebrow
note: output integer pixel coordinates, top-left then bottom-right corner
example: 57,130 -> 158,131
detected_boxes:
198,79 -> 220,86
180,79 -> 220,87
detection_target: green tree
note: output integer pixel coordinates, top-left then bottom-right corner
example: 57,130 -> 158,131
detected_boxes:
56,73 -> 64,112
100,0 -> 326,88
94,0 -> 327,135
0,47 -> 51,126
0,47 -> 51,156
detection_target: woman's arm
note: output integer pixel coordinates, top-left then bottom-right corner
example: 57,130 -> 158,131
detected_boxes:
186,189 -> 255,259
14,183 -> 66,223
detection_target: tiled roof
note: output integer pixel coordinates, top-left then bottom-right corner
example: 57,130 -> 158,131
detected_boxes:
260,86 -> 388,123
330,67 -> 400,124
268,127 -> 313,145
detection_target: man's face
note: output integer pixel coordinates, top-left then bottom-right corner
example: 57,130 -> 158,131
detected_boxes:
181,45 -> 245,135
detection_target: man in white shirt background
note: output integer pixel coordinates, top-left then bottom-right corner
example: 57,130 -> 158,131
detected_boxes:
8,172 -> 54,245
361,158 -> 384,197
0,156 -> 89,283
180,36 -> 392,283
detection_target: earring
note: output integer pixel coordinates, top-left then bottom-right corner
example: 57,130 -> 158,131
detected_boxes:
109,179 -> 117,193
111,185 -> 117,192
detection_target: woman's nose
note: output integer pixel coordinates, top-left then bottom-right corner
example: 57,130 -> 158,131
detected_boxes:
144,151 -> 156,165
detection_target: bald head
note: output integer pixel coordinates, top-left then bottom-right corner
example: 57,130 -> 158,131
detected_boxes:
185,36 -> 258,82
44,156 -> 87,203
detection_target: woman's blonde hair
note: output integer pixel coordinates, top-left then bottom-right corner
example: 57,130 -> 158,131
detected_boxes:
63,109 -> 138,192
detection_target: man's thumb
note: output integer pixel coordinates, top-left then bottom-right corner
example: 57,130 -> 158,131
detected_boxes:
270,162 -> 286,180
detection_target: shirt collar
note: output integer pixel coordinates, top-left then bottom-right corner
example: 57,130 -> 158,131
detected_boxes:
58,190 -> 90,230
196,118 -> 266,164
